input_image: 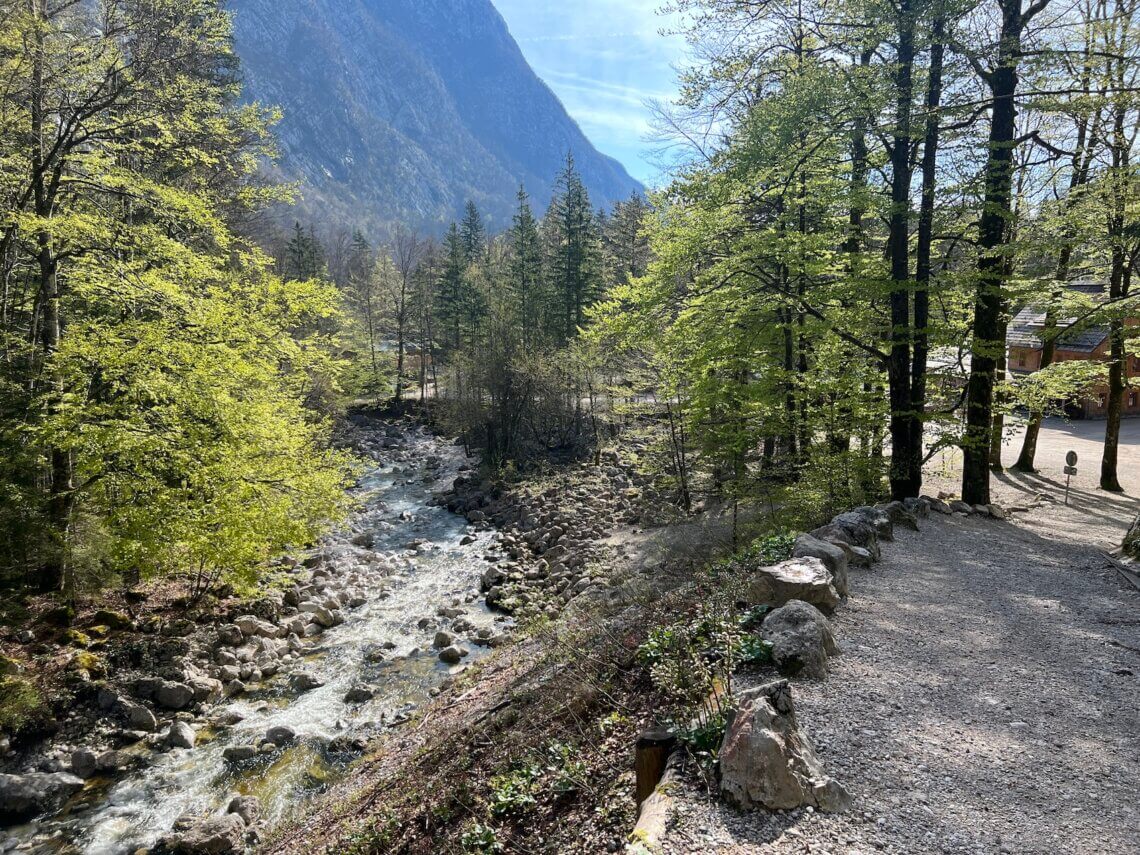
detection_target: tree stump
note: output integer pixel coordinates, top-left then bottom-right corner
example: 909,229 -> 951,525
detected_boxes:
635,729 -> 677,808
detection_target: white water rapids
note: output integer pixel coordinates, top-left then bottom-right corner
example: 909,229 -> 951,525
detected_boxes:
6,420 -> 507,854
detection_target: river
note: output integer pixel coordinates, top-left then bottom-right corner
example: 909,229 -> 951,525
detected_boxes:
7,418 -> 507,854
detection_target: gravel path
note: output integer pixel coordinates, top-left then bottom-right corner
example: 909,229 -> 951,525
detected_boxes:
662,509 -> 1140,854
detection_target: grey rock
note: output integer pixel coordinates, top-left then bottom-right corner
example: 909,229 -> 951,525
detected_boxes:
121,700 -> 157,732
234,615 -> 283,639
227,794 -> 261,826
792,535 -> 849,597
154,681 -> 195,711
289,672 -> 324,692
762,601 -> 839,680
719,680 -> 850,813
344,685 -> 376,703
0,772 -> 84,823
432,630 -> 455,648
161,813 -> 246,854
746,557 -> 841,613
437,645 -> 467,664
264,725 -> 296,746
168,721 -> 197,749
70,749 -> 98,779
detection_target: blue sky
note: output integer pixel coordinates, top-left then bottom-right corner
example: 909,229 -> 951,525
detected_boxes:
492,1 -> 685,187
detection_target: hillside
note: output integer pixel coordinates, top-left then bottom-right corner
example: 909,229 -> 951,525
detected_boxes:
230,0 -> 644,233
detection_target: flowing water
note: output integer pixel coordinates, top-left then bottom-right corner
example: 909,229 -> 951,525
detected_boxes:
8,420 -> 507,854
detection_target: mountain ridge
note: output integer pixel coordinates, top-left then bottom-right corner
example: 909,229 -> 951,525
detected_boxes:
230,0 -> 644,234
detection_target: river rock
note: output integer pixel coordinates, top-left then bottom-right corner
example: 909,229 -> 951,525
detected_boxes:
718,680 -> 850,813
120,699 -> 157,732
438,645 -> 467,664
216,624 -> 243,646
745,557 -> 840,613
227,794 -> 261,826
791,535 -> 848,597
344,685 -> 376,703
289,672 -> 324,692
161,813 -> 246,854
222,745 -> 258,763
70,749 -> 98,779
299,603 -> 336,628
155,680 -> 195,710
234,615 -> 283,639
264,725 -> 296,746
168,721 -> 196,749
433,630 -> 455,648
761,601 -> 839,679
0,772 -> 84,824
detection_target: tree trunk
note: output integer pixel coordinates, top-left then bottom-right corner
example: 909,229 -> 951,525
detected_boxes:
962,2 -> 1025,506
887,0 -> 919,500
911,18 -> 944,498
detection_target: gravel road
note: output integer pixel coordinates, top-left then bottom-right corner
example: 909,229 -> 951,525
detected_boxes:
661,507 -> 1140,854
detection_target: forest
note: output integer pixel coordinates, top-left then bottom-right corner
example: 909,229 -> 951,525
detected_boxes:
0,0 -> 1137,603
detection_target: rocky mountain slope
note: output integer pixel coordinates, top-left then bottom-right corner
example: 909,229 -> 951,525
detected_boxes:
230,0 -> 644,233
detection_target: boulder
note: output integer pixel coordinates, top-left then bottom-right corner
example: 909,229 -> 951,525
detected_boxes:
155,681 -> 195,711
344,685 -> 376,704
161,813 -> 246,854
850,507 -> 895,541
0,772 -> 84,823
432,630 -> 455,649
792,535 -> 848,597
745,558 -> 841,613
848,545 -> 874,567
878,500 -> 920,531
810,523 -> 881,562
91,609 -> 132,630
437,645 -> 467,665
168,721 -> 196,750
902,496 -> 930,518
718,681 -> 850,813
289,672 -> 324,692
923,495 -> 952,515
234,615 -> 283,640
120,700 -> 157,732
264,725 -> 296,747
832,511 -> 885,546
949,500 -> 973,514
227,794 -> 261,826
761,601 -> 839,679
1125,515 -> 1140,559
70,749 -> 98,779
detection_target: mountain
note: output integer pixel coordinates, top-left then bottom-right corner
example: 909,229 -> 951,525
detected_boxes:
229,0 -> 644,234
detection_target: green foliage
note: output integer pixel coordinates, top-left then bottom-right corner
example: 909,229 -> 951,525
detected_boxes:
487,763 -> 541,818
0,0 -> 355,594
460,823 -> 502,854
741,532 -> 797,566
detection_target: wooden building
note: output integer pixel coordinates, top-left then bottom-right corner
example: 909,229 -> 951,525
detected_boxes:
1007,282 -> 1140,419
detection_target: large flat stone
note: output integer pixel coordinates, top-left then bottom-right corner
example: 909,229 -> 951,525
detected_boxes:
746,557 -> 841,613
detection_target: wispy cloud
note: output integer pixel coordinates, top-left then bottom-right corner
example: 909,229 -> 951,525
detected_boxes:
494,0 -> 686,184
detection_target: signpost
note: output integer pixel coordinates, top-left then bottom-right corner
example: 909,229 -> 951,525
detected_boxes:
1064,451 -> 1078,505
